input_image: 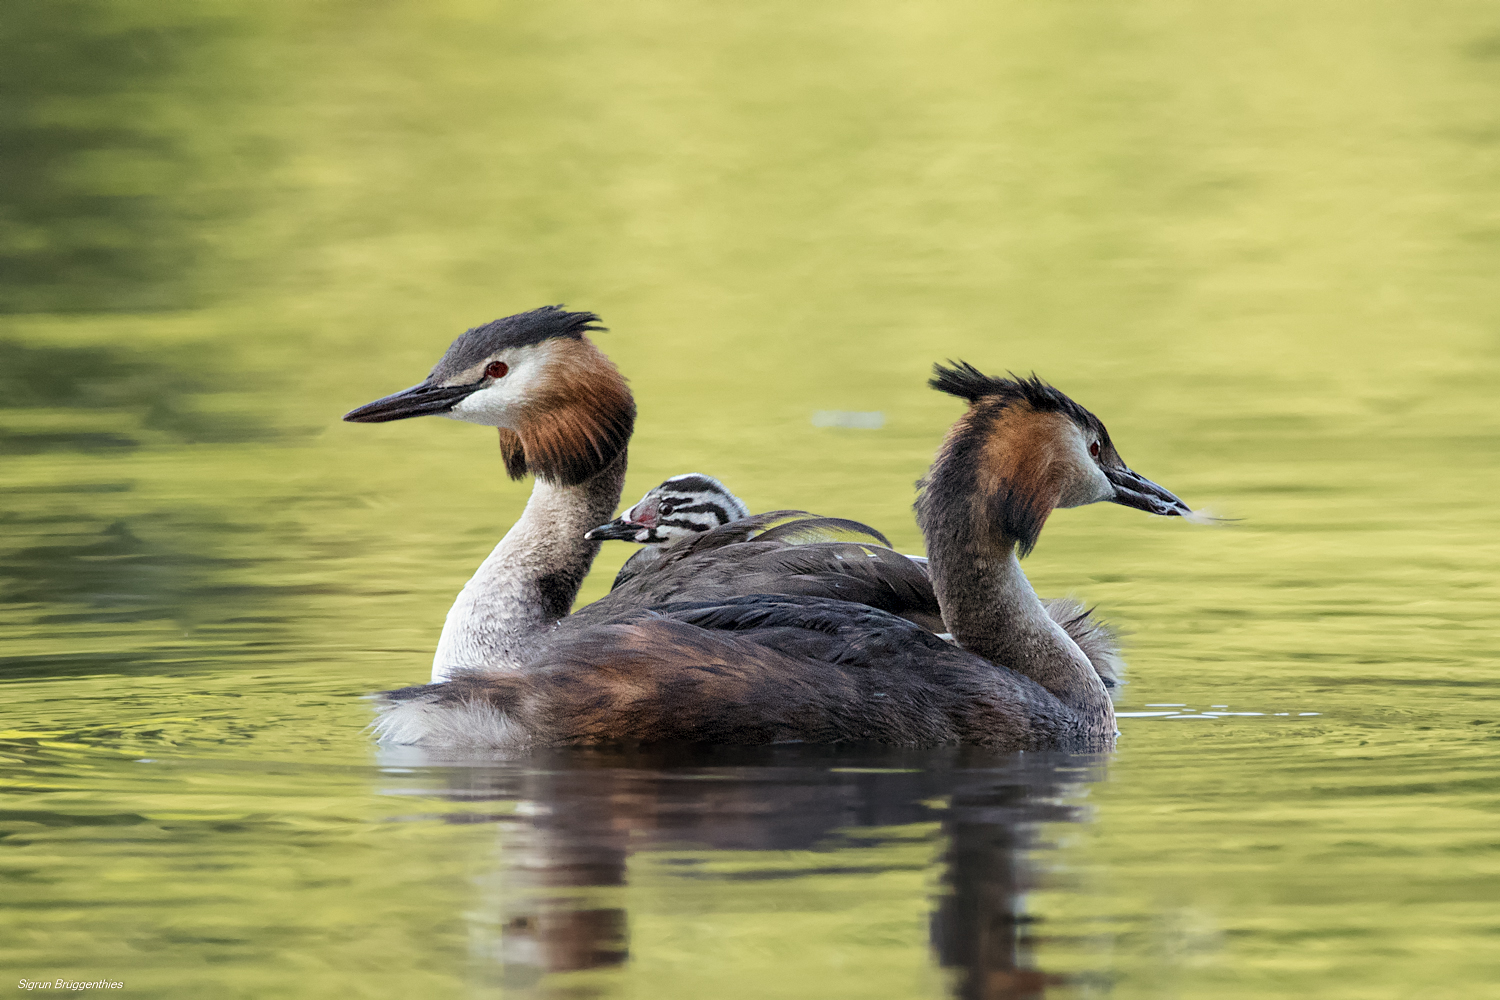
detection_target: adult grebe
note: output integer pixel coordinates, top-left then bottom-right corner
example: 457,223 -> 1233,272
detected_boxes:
346,306 -> 949,680
348,328 -> 1199,748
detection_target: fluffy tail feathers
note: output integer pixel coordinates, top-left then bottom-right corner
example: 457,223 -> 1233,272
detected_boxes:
370,677 -> 528,750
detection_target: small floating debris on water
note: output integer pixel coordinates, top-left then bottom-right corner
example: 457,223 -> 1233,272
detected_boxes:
1117,711 -> 1209,718
811,410 -> 884,429
1118,705 -> 1322,720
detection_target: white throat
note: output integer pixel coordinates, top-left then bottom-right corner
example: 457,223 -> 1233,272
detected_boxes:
431,454 -> 626,681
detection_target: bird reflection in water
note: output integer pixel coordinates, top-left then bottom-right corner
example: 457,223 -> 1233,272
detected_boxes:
377,745 -> 1104,999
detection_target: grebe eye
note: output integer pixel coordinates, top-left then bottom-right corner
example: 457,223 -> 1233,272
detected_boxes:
1089,440 -> 1101,458
485,361 -> 508,380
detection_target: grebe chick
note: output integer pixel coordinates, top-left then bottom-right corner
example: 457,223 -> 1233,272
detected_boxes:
585,474 -> 750,587
366,364 -> 1201,751
588,473 -> 1124,686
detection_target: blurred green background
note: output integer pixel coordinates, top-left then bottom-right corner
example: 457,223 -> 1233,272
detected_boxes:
2,1 -> 1498,997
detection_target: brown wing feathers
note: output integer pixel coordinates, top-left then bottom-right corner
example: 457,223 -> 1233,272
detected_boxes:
571,532 -> 943,633
584,512 -> 1121,687
380,600 -> 1077,750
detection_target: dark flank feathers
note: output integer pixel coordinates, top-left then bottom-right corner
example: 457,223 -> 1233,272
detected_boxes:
377,596 -> 1090,751
430,306 -> 605,383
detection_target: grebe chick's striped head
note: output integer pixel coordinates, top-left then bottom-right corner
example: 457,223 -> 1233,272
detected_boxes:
585,474 -> 749,544
341,306 -> 635,487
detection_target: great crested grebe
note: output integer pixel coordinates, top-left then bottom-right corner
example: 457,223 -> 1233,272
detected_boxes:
346,310 -> 1200,749
347,306 -> 946,680
345,307 -> 634,680
588,473 -> 1125,685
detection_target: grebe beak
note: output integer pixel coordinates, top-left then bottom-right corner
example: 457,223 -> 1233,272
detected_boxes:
584,516 -> 650,542
343,380 -> 481,423
1105,465 -> 1193,517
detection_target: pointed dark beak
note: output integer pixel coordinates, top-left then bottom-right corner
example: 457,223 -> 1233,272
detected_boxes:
584,516 -> 646,542
1105,465 -> 1194,517
343,380 -> 480,423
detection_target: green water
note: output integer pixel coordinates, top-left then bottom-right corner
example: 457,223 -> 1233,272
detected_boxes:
3,1 -> 1499,996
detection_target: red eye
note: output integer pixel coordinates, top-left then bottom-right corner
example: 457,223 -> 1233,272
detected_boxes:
1089,441 -> 1101,458
485,361 -> 508,379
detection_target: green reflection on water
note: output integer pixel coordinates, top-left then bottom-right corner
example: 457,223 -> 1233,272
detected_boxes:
3,0 -> 1500,998
0,0 -> 268,314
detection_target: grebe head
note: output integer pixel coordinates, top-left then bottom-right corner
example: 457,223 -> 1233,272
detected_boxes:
585,474 -> 750,544
919,362 -> 1194,556
342,306 -> 635,486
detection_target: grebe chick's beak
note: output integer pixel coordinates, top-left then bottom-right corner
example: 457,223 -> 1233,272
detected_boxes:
585,510 -> 655,543
585,489 -> 659,542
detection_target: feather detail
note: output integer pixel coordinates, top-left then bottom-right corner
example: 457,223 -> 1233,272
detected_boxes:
374,599 -> 1092,751
506,338 -> 635,486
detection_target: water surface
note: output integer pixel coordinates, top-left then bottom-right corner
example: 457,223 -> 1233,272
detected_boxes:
3,1 -> 1499,997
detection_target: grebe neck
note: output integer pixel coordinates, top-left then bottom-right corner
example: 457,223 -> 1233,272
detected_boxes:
922,504 -> 1114,734
431,449 -> 627,681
